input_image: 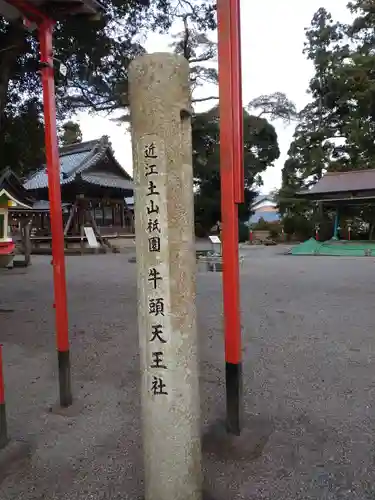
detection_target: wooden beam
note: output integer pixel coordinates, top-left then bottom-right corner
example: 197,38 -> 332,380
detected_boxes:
87,209 -> 107,247
63,201 -> 77,236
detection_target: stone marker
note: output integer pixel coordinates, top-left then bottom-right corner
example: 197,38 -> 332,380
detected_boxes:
128,53 -> 202,500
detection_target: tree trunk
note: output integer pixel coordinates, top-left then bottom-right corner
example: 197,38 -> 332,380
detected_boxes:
0,22 -> 26,130
370,223 -> 375,241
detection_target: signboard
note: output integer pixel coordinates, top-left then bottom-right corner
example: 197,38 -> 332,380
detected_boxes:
84,227 -> 99,248
209,235 -> 221,244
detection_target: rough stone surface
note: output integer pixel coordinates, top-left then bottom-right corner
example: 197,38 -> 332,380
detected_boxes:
129,53 -> 202,500
202,417 -> 274,462
0,440 -> 31,484
1,248 -> 375,498
48,400 -> 84,417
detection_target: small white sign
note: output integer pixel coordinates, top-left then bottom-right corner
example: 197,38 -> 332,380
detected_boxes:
209,235 -> 221,244
59,63 -> 68,77
84,227 -> 99,248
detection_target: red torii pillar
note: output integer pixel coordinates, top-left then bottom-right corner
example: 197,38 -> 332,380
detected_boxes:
217,0 -> 244,435
4,0 -> 74,407
39,19 -> 72,408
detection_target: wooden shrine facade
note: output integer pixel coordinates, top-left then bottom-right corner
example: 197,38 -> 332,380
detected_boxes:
297,170 -> 375,204
23,136 -> 134,240
297,169 -> 375,239
0,168 -> 36,265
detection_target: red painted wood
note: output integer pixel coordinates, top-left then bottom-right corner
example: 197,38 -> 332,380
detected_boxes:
217,0 -> 242,365
0,242 -> 15,255
39,21 -> 70,352
230,0 -> 244,204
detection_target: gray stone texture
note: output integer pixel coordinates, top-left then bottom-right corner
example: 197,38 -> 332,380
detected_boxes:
0,439 -> 31,483
128,53 -> 201,500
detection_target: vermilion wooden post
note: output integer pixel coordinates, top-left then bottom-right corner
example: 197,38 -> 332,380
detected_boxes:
39,20 -> 72,408
6,0 -> 102,411
217,0 -> 243,435
230,0 -> 244,204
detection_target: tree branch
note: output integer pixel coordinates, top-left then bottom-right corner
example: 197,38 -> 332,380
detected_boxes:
192,96 -> 218,103
190,55 -> 214,63
182,15 -> 190,59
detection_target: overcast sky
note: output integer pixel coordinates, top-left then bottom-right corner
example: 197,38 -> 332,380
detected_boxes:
77,0 -> 351,194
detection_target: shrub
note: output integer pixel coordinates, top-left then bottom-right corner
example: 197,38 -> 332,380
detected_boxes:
253,217 -> 269,231
283,215 -> 313,241
238,221 -> 249,243
195,222 -> 207,238
269,226 -> 280,240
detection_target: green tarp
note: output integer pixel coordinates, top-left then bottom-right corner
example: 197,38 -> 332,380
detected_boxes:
291,238 -> 375,257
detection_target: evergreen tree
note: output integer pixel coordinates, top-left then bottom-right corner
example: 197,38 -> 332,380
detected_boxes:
59,121 -> 83,146
0,0 -> 216,174
193,105 -> 282,232
279,2 -> 375,223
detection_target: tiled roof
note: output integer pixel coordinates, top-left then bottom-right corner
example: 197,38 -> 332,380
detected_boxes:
0,167 -> 34,208
0,0 -> 105,22
251,193 -> 275,208
81,174 -> 133,190
301,169 -> 375,196
24,136 -> 133,194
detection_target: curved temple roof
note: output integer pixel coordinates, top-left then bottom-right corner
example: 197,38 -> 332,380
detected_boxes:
0,167 -> 35,208
24,136 -> 134,194
297,170 -> 375,202
0,0 -> 104,21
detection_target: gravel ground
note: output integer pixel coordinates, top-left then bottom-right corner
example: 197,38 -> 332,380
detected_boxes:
1,248 -> 375,499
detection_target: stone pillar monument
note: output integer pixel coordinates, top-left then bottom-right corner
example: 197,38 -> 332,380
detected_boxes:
128,53 -> 202,500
